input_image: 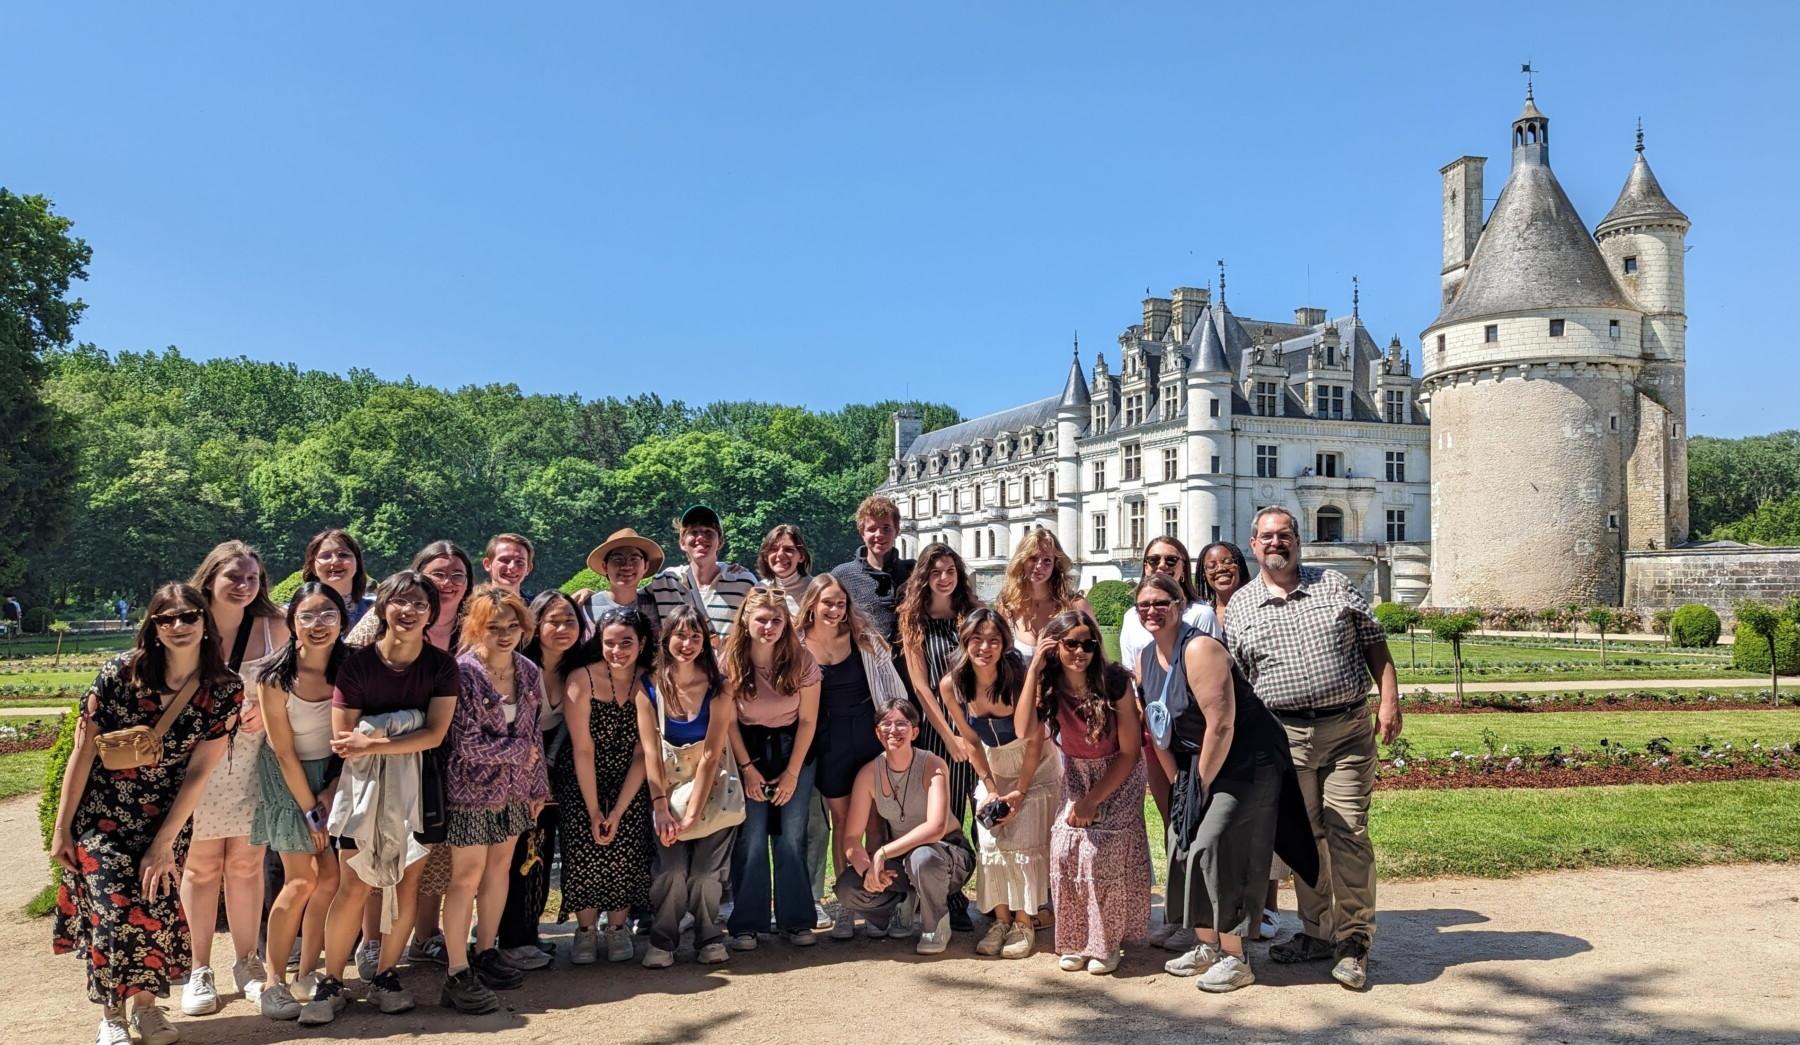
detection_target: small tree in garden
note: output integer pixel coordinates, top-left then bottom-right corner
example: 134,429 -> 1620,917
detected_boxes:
48,620 -> 70,666
1373,602 -> 1422,667
1536,606 -> 1560,638
1426,610 -> 1481,706
1584,606 -> 1626,668
1735,601 -> 1788,705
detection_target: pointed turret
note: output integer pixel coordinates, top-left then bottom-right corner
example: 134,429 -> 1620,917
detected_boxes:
1597,123 -> 1688,236
1059,339 -> 1091,408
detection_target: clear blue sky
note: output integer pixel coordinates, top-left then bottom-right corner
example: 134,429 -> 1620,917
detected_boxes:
7,2 -> 1792,437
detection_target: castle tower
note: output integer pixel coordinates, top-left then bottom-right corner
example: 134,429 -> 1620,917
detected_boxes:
1055,344 -> 1088,557
1596,123 -> 1691,546
1183,285 -> 1248,550
1420,90 -> 1647,607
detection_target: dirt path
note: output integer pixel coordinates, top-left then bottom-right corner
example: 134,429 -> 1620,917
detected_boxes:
3,792 -> 1795,1043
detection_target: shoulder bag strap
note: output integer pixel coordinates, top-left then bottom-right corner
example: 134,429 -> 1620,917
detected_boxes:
151,675 -> 202,739
227,615 -> 254,671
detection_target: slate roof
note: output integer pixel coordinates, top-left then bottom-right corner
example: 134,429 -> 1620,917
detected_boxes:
905,395 -> 1062,458
1185,303 -> 1252,373
1597,154 -> 1688,235
1060,352 -> 1091,408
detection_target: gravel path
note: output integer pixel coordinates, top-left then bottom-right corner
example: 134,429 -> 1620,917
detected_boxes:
2,794 -> 1795,1043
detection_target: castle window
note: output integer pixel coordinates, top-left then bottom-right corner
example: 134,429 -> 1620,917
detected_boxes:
973,484 -> 982,511
1122,443 -> 1142,481
1437,333 -> 1446,353
1162,447 -> 1179,482
1549,319 -> 1566,338
1127,502 -> 1147,550
1314,384 -> 1346,419
1385,451 -> 1406,483
1254,381 -> 1280,417
1325,345 -> 1337,367
1046,472 -> 1055,500
1255,444 -> 1278,478
1484,324 -> 1499,343
1209,397 -> 1220,418
1315,452 -> 1341,479
1124,394 -> 1145,427
1386,509 -> 1407,543
1091,513 -> 1108,553
1162,384 -> 1181,420
1210,454 -> 1221,474
1607,512 -> 1619,531
1385,389 -> 1408,423
1609,414 -> 1620,432
1609,320 -> 1621,339
1315,506 -> 1344,543
1163,505 -> 1179,538
1623,256 -> 1638,275
1211,525 -> 1222,543
1092,460 -> 1108,490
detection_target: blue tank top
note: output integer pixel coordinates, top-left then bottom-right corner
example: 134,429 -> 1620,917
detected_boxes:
648,678 -> 713,746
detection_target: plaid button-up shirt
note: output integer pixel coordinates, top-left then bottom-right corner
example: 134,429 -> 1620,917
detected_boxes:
1225,565 -> 1386,712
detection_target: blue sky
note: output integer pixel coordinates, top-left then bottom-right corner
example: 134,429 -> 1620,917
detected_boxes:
7,2 -> 1792,436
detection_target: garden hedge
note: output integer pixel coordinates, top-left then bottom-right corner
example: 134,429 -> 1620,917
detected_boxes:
1668,604 -> 1722,648
1086,580 -> 1133,627
1732,616 -> 1800,675
1373,602 -> 1420,635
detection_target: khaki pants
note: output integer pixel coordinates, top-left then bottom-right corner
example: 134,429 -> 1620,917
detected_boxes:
1281,709 -> 1377,949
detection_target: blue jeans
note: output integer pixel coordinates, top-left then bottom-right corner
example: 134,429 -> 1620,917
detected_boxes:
727,760 -> 816,936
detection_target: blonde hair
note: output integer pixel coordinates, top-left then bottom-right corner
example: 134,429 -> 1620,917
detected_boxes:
460,583 -> 536,649
721,586 -> 807,702
997,527 -> 1079,623
796,574 -> 883,655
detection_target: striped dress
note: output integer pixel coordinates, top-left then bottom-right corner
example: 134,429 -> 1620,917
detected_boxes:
913,615 -> 975,823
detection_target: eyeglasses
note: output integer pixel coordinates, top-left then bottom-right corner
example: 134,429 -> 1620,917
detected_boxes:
1253,532 -> 1294,545
423,570 -> 468,585
1134,599 -> 1175,614
750,584 -> 788,598
389,598 -> 431,614
152,609 -> 205,628
1143,554 -> 1184,568
1058,638 -> 1100,655
314,550 -> 356,564
875,721 -> 913,734
296,610 -> 341,628
604,551 -> 646,567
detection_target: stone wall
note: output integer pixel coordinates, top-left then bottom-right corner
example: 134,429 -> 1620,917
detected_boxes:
1624,546 -> 1800,622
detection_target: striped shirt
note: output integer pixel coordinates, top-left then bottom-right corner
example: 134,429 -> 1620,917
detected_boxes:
1225,565 -> 1386,713
646,562 -> 760,641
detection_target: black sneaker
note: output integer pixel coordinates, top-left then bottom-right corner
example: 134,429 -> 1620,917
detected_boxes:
369,969 -> 415,1014
471,948 -> 525,991
1269,932 -> 1336,964
439,968 -> 499,1015
948,891 -> 974,933
297,977 -> 347,1026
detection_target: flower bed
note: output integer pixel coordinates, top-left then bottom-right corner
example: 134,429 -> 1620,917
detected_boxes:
1375,739 -> 1799,790
0,718 -> 62,756
1396,688 -> 1798,714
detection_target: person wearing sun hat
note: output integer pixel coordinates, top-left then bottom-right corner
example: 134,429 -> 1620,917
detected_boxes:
646,505 -> 760,644
583,528 -> 666,638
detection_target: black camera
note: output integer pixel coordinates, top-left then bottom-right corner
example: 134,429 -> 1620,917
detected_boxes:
975,799 -> 1011,829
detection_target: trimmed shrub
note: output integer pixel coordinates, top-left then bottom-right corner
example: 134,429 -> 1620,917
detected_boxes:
1668,604 -> 1722,648
268,569 -> 305,605
1372,602 -> 1420,635
1732,615 -> 1800,676
1085,580 -> 1134,627
561,568 -> 608,595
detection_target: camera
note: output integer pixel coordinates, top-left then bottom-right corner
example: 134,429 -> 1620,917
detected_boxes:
975,799 -> 1010,829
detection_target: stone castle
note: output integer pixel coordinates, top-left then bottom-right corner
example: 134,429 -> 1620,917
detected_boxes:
877,87 -> 1791,612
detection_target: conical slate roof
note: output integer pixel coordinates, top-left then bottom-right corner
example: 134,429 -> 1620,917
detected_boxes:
1597,154 -> 1688,235
1060,351 -> 1090,407
1185,303 -> 1250,373
1434,160 -> 1630,326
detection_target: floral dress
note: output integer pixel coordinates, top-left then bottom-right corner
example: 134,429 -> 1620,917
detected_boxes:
553,668 -> 653,916
53,655 -> 242,1003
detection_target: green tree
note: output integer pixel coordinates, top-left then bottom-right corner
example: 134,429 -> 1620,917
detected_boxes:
1584,605 -> 1626,668
1425,610 -> 1481,706
0,190 -> 88,592
1733,601 -> 1790,705
1373,602 -> 1422,667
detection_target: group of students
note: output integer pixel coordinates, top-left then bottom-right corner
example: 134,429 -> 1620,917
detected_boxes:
49,496 -> 1334,1045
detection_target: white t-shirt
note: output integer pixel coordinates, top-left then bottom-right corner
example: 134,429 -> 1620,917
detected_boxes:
1119,601 -> 1221,678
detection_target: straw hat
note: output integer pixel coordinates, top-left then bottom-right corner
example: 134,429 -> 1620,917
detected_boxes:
585,528 -> 665,575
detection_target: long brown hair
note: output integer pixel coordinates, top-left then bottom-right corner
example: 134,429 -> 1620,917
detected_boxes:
998,527 -> 1079,623
897,542 -> 979,655
190,540 -> 282,620
128,582 -> 229,692
1142,535 -> 1202,603
654,606 -> 725,705
721,587 -> 806,702
795,574 -> 882,654
944,608 -> 1025,711
1033,608 -> 1129,745
756,524 -> 813,580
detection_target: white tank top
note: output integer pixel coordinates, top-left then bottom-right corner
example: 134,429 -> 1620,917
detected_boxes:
286,692 -> 335,761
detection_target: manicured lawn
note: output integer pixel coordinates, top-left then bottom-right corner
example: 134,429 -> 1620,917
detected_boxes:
0,633 -> 132,660
1393,636 -> 1748,684
1369,780 -> 1800,878
1392,709 -> 1800,758
0,748 -> 53,801
0,669 -> 92,693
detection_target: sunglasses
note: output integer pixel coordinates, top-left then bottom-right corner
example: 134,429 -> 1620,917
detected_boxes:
1135,599 -> 1175,614
1143,554 -> 1185,568
597,607 -> 642,626
152,609 -> 205,628
1058,638 -> 1100,655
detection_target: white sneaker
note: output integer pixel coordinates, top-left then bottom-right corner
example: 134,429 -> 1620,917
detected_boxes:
232,954 -> 267,1005
259,981 -> 301,1021
814,902 -> 833,931
697,941 -> 729,964
975,920 -> 1010,956
915,913 -> 950,955
1255,908 -> 1280,941
355,938 -> 382,981
641,944 -> 675,969
95,1011 -> 132,1045
291,971 -> 319,1001
1057,953 -> 1086,972
1086,951 -> 1122,975
571,926 -> 599,965
1165,942 -> 1220,977
130,1005 -> 180,1045
1198,952 -> 1256,992
181,966 -> 219,1015
501,944 -> 552,970
604,924 -> 635,962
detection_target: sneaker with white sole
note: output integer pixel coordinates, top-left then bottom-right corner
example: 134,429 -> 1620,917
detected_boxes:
1332,939 -> 1369,990
1000,923 -> 1035,959
641,944 -> 675,969
181,966 -> 219,1015
369,969 -> 415,1013
297,976 -> 348,1025
728,932 -> 758,952
814,902 -> 833,931
1086,951 -> 1121,975
975,920 -> 1009,956
915,913 -> 950,955
291,971 -> 319,1001
259,981 -> 302,1021
785,928 -> 817,947
355,939 -> 383,981
233,954 -> 267,1006
570,926 -> 599,965
1164,942 -> 1220,978
405,932 -> 448,966
1057,953 -> 1085,972
604,924 -> 635,962
829,916 -> 857,940
95,1010 -> 132,1045
697,941 -> 729,964
1255,908 -> 1280,941
130,1005 -> 180,1045
1198,952 -> 1256,992
500,944 -> 552,970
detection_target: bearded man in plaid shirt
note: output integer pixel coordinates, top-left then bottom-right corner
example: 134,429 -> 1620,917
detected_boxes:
1226,506 -> 1402,990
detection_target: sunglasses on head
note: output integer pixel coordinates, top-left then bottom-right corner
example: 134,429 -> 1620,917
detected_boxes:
153,609 -> 205,628
597,607 -> 641,626
1058,638 -> 1100,655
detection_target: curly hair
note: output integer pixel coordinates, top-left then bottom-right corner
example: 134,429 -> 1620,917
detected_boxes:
897,542 -> 979,655
1033,608 -> 1130,746
997,527 -> 1079,624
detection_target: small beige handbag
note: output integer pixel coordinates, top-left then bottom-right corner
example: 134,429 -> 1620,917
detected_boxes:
656,683 -> 746,841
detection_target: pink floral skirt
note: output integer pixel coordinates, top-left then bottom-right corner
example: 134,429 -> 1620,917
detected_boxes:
1050,752 -> 1151,958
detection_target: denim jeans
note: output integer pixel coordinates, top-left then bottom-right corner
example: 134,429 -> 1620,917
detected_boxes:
727,760 -> 816,935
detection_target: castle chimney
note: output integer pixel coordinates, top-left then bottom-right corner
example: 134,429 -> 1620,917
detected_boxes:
1142,296 -> 1172,340
1170,286 -> 1208,341
1441,155 -> 1485,302
892,408 -> 922,459
1294,306 -> 1326,327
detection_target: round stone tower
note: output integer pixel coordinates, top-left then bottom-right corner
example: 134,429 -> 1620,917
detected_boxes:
1183,296 -> 1248,550
1420,91 -> 1649,608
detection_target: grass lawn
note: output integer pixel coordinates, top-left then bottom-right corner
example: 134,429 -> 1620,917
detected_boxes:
0,633 -> 132,660
1392,709 -> 1800,758
0,669 -> 92,693
1370,780 -> 1800,878
1393,636 -> 1748,684
0,748 -> 52,801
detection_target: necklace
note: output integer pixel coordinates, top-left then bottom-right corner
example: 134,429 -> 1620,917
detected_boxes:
881,752 -> 915,808
605,669 -> 627,705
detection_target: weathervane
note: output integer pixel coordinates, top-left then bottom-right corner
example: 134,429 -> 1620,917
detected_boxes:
1352,275 -> 1360,321
1216,259 -> 1227,306
1636,117 -> 1645,155
1522,60 -> 1535,100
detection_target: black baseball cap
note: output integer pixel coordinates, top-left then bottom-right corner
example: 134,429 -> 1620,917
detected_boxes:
680,504 -> 723,533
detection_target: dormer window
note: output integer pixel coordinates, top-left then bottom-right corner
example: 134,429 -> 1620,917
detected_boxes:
1325,345 -> 1337,367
